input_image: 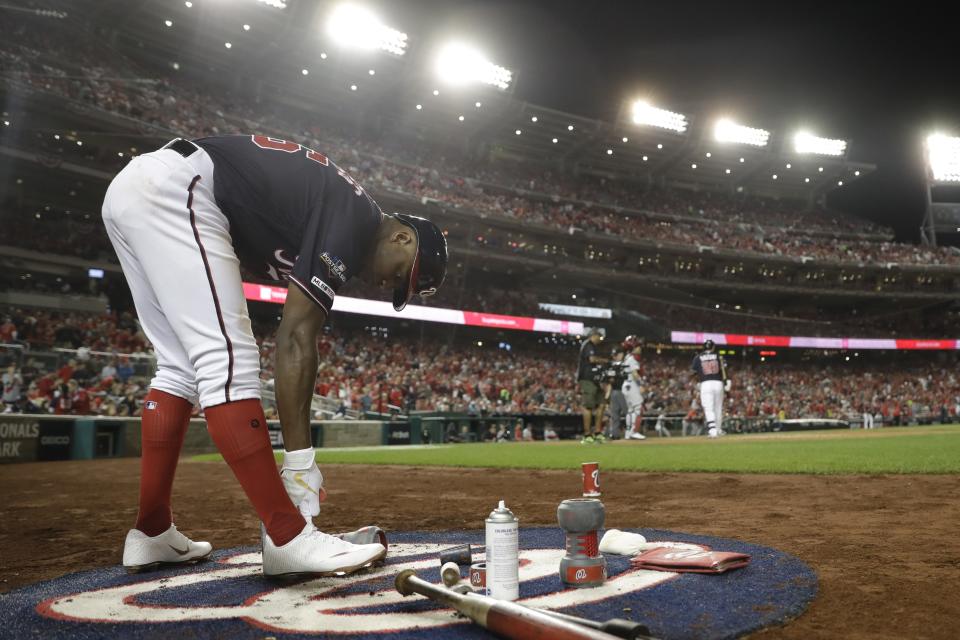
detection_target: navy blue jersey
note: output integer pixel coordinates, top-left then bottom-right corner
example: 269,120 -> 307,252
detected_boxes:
194,134 -> 383,313
692,351 -> 726,383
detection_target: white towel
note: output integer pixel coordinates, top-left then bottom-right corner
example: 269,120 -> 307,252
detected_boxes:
598,529 -> 648,556
600,529 -> 705,556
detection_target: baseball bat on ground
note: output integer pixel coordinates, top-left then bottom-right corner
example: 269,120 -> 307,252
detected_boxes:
438,562 -> 654,640
537,609 -> 656,640
395,569 -> 621,640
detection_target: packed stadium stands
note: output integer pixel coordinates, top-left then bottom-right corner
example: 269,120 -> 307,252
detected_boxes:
1,8 -> 958,429
4,12 -> 960,270
2,306 -> 958,427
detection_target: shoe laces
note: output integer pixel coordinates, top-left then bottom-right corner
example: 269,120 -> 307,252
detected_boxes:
305,527 -> 359,553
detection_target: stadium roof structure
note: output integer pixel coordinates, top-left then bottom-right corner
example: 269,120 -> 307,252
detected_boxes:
78,0 -> 877,201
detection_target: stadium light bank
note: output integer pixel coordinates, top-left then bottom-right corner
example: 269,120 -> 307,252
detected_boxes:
326,4 -> 407,56
794,130 -> 847,157
630,100 -> 688,133
434,42 -> 513,90
714,118 -> 770,147
925,133 -> 960,182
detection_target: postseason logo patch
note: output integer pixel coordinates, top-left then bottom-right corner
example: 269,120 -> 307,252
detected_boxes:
320,252 -> 347,283
2,528 -> 817,640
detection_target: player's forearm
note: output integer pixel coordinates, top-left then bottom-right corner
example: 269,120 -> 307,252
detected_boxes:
275,326 -> 319,451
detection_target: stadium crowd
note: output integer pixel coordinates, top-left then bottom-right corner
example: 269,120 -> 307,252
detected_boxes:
335,155 -> 960,266
5,15 -> 960,270
3,257 -> 954,342
340,279 -> 960,340
3,17 -> 958,431
2,307 -> 958,428
634,351 -> 960,426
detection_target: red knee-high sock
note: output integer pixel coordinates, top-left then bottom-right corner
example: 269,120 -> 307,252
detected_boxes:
204,399 -> 304,546
135,389 -> 193,536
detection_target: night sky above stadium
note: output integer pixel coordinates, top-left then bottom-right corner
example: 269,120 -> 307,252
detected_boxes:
399,0 -> 958,239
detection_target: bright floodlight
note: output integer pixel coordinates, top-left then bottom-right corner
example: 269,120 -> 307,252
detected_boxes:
794,130 -> 847,156
926,133 -> 960,182
714,118 -> 770,147
327,4 -> 407,56
435,42 -> 512,90
631,100 -> 688,133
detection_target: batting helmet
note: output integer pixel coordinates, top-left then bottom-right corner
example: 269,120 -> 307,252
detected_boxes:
391,213 -> 449,312
703,339 -> 716,352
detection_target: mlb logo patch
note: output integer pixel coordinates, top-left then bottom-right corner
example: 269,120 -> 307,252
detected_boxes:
145,401 -> 157,410
310,276 -> 336,300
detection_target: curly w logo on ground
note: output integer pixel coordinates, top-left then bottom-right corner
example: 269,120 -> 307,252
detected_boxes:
2,528 -> 816,639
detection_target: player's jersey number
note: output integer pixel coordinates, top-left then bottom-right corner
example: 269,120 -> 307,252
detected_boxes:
251,135 -> 330,165
250,135 -> 366,197
701,358 -> 720,375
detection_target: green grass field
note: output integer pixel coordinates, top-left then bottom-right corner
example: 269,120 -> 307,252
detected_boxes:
195,425 -> 960,474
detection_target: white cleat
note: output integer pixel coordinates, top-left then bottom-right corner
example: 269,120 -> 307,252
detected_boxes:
122,524 -> 212,573
281,463 -> 326,520
627,431 -> 646,440
262,522 -> 386,577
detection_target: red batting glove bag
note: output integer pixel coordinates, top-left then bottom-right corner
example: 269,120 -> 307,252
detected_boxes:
631,546 -> 751,574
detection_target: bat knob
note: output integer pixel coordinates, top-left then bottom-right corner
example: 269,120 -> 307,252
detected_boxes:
395,569 -> 417,596
440,561 -> 462,587
603,618 -> 654,639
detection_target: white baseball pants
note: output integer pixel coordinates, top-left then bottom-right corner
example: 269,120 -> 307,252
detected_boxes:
101,142 -> 260,408
699,380 -> 724,431
622,380 -> 643,433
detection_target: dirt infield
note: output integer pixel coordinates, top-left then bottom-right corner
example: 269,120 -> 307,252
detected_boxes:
1,459 -> 958,639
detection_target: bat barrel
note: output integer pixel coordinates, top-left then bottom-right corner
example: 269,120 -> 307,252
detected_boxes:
484,601 -> 623,640
539,609 -> 655,640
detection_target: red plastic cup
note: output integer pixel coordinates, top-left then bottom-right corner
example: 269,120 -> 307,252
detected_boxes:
582,461 -> 601,497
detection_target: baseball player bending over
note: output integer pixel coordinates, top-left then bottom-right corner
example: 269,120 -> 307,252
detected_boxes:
102,135 -> 447,575
691,340 -> 731,437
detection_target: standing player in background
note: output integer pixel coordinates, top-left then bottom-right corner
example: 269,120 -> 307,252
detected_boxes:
654,407 -> 671,437
102,135 -> 447,575
620,335 -> 646,440
682,401 -> 702,437
604,346 -> 628,440
692,340 -> 731,437
861,398 -> 875,429
577,328 -> 608,443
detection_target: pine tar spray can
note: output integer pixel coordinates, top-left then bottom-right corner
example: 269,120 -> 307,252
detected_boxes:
484,499 -> 519,601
